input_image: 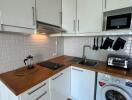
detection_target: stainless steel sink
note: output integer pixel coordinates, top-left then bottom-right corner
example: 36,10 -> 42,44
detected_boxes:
77,59 -> 98,66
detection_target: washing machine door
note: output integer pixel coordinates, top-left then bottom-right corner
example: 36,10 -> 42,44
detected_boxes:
101,85 -> 132,100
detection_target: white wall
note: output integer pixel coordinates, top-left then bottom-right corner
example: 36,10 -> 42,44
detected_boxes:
0,33 -> 64,73
64,36 -> 132,61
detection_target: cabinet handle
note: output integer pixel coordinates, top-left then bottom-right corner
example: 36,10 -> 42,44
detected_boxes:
60,12 -> 62,26
78,20 -> 79,32
0,11 -> 3,31
72,68 -> 83,72
28,83 -> 46,95
35,91 -> 47,100
105,0 -> 107,9
52,73 -> 63,80
67,98 -> 72,100
32,7 -> 36,25
73,20 -> 76,32
0,12 -> 2,30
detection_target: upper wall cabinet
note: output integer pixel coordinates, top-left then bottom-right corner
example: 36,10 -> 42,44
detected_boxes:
62,0 -> 102,33
77,0 -> 102,33
36,0 -> 62,27
103,0 -> 132,12
0,0 -> 35,34
62,0 -> 76,33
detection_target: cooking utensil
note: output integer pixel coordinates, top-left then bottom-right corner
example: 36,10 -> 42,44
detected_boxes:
95,37 -> 98,50
100,37 -> 104,49
93,37 -> 96,50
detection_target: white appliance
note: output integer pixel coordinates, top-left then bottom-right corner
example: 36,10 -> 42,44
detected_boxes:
96,73 -> 132,100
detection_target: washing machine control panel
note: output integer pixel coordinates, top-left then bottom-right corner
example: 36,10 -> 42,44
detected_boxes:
101,74 -> 110,82
112,78 -> 120,84
99,74 -> 125,85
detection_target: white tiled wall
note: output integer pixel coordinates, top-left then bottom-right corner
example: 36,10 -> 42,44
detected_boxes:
1,32 -> 132,73
0,33 -> 64,73
64,36 -> 132,61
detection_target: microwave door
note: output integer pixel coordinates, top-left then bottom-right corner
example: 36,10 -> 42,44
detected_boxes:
106,13 -> 131,30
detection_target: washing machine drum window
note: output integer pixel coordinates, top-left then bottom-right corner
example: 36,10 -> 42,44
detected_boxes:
102,85 -> 132,100
105,90 -> 126,100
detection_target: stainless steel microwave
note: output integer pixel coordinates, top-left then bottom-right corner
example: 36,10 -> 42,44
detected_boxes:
105,13 -> 132,30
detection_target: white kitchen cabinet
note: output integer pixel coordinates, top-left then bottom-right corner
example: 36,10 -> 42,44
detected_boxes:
0,81 -> 19,100
20,79 -> 50,100
0,79 -> 50,100
36,0 -> 62,26
50,67 -> 71,100
62,0 -> 102,33
103,0 -> 132,12
71,66 -> 96,100
77,0 -> 102,33
0,0 -> 35,33
62,0 -> 76,33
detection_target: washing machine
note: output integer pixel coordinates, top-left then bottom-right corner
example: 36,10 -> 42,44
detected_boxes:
96,73 -> 132,100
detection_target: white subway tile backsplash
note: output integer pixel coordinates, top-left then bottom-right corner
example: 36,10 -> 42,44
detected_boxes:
0,33 -> 63,73
64,36 -> 132,61
1,31 -> 132,73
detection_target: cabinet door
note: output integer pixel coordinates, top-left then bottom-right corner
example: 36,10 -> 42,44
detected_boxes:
20,80 -> 49,100
77,0 -> 102,33
50,67 -> 71,100
0,0 -> 35,29
71,66 -> 95,100
36,0 -> 61,26
104,0 -> 132,11
20,90 -> 50,100
0,81 -> 19,100
62,0 -> 76,33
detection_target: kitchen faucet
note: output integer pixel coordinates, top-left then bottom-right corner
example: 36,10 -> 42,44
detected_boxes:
82,45 -> 92,62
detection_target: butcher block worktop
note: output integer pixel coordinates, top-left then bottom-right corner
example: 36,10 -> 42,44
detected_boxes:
1,55 -> 132,96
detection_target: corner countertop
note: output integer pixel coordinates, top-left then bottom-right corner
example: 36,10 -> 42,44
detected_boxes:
1,55 -> 132,96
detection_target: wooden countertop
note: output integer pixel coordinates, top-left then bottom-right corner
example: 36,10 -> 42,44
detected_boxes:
1,55 -> 132,96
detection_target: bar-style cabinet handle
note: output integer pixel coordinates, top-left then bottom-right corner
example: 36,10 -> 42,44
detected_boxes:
67,98 -> 72,100
32,7 -> 36,25
28,83 -> 47,95
105,0 -> 107,9
0,12 -> 2,30
0,11 -> 3,31
60,12 -> 62,26
72,68 -> 83,72
78,20 -> 79,32
36,91 -> 47,100
73,20 -> 76,32
52,73 -> 63,80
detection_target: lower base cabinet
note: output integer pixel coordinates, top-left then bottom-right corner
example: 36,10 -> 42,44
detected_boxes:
0,66 -> 96,100
0,79 -> 50,100
50,67 -> 71,100
71,66 -> 96,100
